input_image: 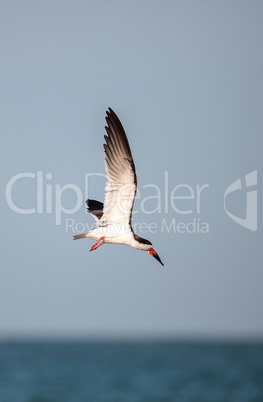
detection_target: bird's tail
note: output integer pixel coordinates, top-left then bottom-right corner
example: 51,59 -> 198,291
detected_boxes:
73,233 -> 89,240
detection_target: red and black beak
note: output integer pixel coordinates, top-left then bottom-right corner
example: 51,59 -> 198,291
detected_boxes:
148,248 -> 164,266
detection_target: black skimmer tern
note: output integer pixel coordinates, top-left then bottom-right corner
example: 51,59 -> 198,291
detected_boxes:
73,108 -> 164,266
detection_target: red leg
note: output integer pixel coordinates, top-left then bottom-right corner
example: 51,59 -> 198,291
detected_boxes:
90,236 -> 105,252
93,242 -> 104,250
91,237 -> 103,248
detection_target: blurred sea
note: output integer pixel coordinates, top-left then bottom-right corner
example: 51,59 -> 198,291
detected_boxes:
0,341 -> 262,401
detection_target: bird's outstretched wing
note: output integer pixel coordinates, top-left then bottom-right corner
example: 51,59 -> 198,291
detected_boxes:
100,108 -> 137,228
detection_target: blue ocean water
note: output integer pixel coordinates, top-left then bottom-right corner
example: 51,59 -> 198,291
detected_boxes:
0,341 -> 262,401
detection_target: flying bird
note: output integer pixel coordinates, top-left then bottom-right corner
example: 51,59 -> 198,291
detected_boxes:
73,108 -> 164,266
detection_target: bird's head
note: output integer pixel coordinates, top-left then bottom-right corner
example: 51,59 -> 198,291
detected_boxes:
133,234 -> 164,266
148,247 -> 164,266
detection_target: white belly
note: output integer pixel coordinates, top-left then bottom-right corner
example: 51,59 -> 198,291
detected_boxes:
87,225 -> 134,246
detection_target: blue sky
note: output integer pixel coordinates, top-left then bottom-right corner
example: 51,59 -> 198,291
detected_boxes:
1,1 -> 263,339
